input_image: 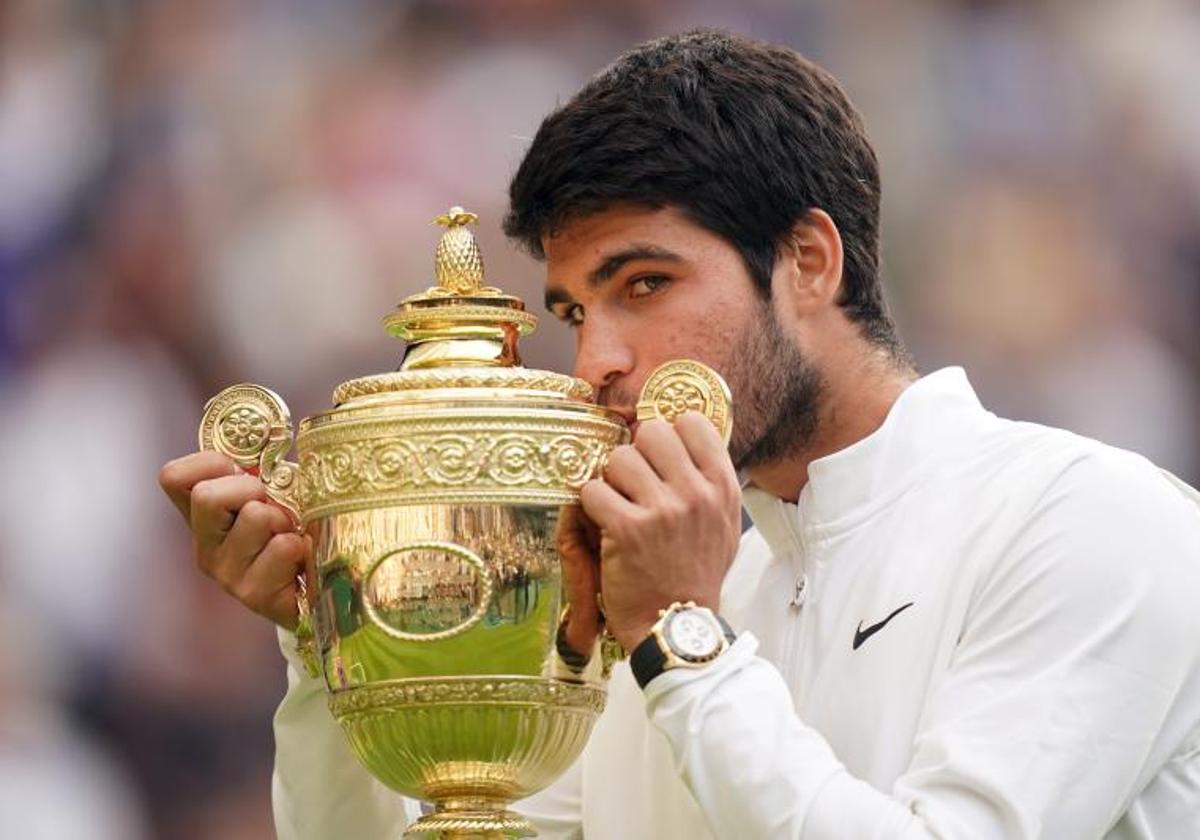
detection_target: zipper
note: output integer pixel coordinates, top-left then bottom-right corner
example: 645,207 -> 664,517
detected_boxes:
777,508 -> 817,692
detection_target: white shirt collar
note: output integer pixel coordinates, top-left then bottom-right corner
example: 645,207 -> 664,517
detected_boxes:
743,367 -> 988,555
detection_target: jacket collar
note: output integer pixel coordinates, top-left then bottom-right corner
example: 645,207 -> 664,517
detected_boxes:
743,367 -> 989,556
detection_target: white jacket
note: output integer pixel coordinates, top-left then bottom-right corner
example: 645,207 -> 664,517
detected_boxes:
273,367 -> 1200,839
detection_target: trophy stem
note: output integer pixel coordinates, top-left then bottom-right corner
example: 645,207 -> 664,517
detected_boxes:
404,801 -> 535,839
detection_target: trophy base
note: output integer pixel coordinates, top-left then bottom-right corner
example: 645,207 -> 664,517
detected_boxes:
332,676 -> 605,839
405,805 -> 534,839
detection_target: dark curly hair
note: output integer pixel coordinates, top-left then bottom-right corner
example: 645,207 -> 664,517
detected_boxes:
504,29 -> 902,355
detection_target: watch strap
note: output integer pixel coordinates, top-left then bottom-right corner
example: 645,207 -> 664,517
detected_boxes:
630,632 -> 667,689
630,609 -> 736,689
554,608 -> 593,673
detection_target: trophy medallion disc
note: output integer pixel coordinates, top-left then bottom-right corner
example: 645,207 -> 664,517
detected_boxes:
199,383 -> 292,468
636,359 -> 733,444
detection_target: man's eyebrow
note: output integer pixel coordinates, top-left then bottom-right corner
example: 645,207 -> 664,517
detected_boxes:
544,286 -> 575,311
544,244 -> 685,312
588,244 -> 684,287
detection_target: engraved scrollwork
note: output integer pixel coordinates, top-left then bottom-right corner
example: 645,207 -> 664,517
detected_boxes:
487,434 -> 540,486
299,451 -> 323,507
546,435 -> 592,485
296,415 -> 626,518
420,434 -> 485,485
322,443 -> 363,494
329,676 -> 607,716
370,441 -> 413,483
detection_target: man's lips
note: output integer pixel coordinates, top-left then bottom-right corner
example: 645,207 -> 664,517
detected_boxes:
607,409 -> 638,437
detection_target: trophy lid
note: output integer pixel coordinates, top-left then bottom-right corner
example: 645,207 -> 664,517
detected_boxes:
332,207 -> 593,406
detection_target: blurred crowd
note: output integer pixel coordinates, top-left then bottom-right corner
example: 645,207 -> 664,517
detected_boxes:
0,0 -> 1196,837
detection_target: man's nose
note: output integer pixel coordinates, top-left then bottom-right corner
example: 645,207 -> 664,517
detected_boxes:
572,324 -> 634,395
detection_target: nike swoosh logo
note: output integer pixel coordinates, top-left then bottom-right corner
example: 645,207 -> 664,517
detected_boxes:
852,602 -> 914,650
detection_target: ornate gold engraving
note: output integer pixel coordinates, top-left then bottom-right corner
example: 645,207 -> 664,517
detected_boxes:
199,383 -> 290,467
408,809 -> 533,838
296,415 -> 624,519
333,369 -> 592,405
194,208 -> 695,839
329,676 -> 607,715
199,383 -> 302,518
433,207 -> 487,295
636,359 -> 733,444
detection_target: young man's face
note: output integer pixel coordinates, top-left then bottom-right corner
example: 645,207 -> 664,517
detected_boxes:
542,204 -> 822,469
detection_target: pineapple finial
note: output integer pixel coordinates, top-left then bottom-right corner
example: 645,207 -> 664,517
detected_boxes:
433,206 -> 484,295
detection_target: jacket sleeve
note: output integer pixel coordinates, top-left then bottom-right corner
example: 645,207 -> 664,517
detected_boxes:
643,453 -> 1200,839
271,629 -> 586,839
271,629 -> 420,840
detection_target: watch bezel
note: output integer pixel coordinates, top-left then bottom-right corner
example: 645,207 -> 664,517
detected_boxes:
662,606 -> 726,664
630,601 -> 737,689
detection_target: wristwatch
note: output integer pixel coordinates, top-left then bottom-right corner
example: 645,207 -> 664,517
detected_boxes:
554,605 -> 593,674
630,601 -> 736,689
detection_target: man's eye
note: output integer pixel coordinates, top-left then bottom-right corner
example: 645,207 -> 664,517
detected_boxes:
564,304 -> 584,326
630,275 -> 669,297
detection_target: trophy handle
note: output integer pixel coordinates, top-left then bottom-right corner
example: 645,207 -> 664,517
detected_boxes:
199,385 -> 319,676
198,383 -> 301,520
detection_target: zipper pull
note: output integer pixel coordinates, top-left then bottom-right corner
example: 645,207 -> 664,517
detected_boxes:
789,573 -> 808,610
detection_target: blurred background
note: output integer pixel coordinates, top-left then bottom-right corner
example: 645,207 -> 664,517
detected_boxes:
0,0 -> 1196,837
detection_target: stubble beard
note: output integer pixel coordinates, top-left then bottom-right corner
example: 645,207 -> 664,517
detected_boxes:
594,301 -> 824,472
725,302 -> 824,472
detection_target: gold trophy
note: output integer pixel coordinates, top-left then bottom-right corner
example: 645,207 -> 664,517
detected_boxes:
197,208 -> 731,838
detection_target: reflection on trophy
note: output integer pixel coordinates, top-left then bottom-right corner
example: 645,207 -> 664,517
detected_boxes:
197,208 -> 731,838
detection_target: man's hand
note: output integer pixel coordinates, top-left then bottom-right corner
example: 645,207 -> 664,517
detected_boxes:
555,504 -> 604,656
159,451 -> 310,630
580,412 -> 742,651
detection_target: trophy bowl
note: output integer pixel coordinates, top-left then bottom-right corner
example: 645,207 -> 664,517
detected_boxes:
197,208 -> 734,838
199,208 -> 627,838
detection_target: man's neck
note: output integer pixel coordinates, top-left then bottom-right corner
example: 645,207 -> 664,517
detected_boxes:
745,354 -> 917,503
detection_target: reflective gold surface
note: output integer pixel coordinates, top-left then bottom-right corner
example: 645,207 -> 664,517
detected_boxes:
196,208 -> 732,838
636,358 -> 733,445
296,396 -> 623,518
314,504 -> 605,836
199,209 -> 628,839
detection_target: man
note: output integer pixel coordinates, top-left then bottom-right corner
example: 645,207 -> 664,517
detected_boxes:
160,30 -> 1200,839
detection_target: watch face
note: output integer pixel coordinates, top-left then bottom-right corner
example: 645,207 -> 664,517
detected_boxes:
665,609 -> 722,661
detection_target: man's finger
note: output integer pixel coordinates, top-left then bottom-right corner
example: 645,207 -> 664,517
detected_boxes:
580,478 -> 639,530
675,411 -> 736,484
209,499 -> 295,581
190,474 -> 272,550
556,505 -> 601,564
602,445 -> 664,505
239,532 -> 310,629
633,418 -> 701,487
160,451 -> 242,522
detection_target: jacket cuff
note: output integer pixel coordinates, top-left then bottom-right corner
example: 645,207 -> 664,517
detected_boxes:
642,631 -> 760,702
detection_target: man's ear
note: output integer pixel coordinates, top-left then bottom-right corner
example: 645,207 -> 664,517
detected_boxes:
773,209 -> 844,315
